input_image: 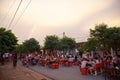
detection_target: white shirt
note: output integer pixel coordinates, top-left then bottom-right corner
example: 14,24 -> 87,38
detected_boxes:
81,60 -> 88,68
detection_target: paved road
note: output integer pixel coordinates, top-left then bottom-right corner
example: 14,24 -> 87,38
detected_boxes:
0,62 -> 52,80
28,65 -> 104,80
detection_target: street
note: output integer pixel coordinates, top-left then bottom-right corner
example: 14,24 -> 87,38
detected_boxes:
28,65 -> 104,80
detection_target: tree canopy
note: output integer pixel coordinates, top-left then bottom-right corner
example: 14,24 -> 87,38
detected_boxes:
60,36 -> 76,50
0,27 -> 18,53
23,38 -> 40,53
44,35 -> 59,51
78,37 -> 98,52
78,23 -> 120,55
106,27 -> 120,51
44,35 -> 76,55
90,23 -> 120,52
90,23 -> 109,50
15,44 -> 25,53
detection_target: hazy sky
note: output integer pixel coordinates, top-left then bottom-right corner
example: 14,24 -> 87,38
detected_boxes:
0,0 -> 120,45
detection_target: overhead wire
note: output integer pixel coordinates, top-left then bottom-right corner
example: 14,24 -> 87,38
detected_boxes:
11,0 -> 32,29
8,0 -> 23,29
0,0 -> 16,26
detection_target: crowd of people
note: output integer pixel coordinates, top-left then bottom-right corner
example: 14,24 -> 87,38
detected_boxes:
20,53 -> 81,67
1,51 -> 120,77
19,52 -> 120,75
80,53 -> 120,76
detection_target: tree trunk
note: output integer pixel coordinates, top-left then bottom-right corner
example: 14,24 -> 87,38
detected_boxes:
0,53 -> 4,65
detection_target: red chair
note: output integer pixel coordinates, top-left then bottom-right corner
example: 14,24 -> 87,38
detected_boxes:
74,62 -> 78,66
59,59 -> 63,65
80,68 -> 87,75
55,63 -> 59,69
93,63 -> 102,75
52,63 -> 56,69
65,62 -> 72,67
52,63 -> 59,69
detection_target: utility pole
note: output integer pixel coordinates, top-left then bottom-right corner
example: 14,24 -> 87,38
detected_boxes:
63,32 -> 65,37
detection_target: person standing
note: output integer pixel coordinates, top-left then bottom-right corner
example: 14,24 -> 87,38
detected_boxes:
13,53 -> 17,68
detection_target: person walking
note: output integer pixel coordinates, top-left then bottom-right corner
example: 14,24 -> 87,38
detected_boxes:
13,53 -> 17,68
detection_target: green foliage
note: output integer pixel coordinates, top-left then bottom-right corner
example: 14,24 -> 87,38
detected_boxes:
44,35 -> 59,51
44,35 -> 76,55
79,23 -> 120,54
106,27 -> 120,50
15,44 -> 25,53
23,38 -> 40,53
78,43 -> 87,52
78,38 -> 98,52
0,27 -> 18,53
90,23 -> 108,49
86,38 -> 98,51
90,23 -> 120,53
90,23 -> 108,39
60,36 -> 76,50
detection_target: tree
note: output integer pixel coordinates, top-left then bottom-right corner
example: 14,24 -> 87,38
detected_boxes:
0,27 -> 17,64
0,27 -> 18,53
60,36 -> 76,55
15,44 -> 25,53
23,38 -> 40,53
106,27 -> 120,54
86,38 -> 98,51
78,38 -> 98,54
60,36 -> 76,49
78,43 -> 87,52
44,35 -> 59,55
90,23 -> 120,55
90,23 -> 109,50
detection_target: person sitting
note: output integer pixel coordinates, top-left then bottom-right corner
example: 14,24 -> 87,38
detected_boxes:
80,58 -> 88,68
87,58 -> 95,74
68,56 -> 74,63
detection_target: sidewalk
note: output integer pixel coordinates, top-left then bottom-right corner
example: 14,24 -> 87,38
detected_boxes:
0,62 -> 53,80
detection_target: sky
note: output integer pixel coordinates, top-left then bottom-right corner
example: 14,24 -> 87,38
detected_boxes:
0,0 -> 120,46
